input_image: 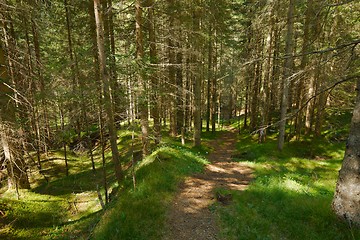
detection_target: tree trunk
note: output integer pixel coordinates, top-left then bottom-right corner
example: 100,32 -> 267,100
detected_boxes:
64,0 -> 82,138
105,0 -> 121,123
305,73 -> 315,133
0,42 -> 30,190
270,22 -> 280,123
332,78 -> 360,226
167,0 -> 177,137
31,19 -> 50,153
135,0 -> 150,157
24,18 -> 42,169
206,23 -> 213,132
211,31 -> 217,133
176,42 -> 183,134
192,3 -> 201,147
261,17 -> 274,141
314,56 -> 326,137
295,0 -> 313,138
250,57 -> 260,131
59,108 -> 69,176
278,0 -> 295,151
244,79 -> 249,129
148,3 -> 161,145
184,53 -> 191,133
99,108 -> 108,204
93,0 -> 123,184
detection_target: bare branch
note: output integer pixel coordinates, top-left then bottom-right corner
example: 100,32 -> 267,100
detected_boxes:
252,74 -> 360,135
292,39 -> 360,58
328,0 -> 358,7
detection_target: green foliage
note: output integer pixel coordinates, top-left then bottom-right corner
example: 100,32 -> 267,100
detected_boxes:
323,108 -> 352,142
0,191 -> 68,239
92,146 -> 208,240
217,135 -> 360,240
0,148 -> 108,239
1,120 -> 358,239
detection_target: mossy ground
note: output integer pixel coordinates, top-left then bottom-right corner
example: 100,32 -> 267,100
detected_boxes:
1,117 -> 360,239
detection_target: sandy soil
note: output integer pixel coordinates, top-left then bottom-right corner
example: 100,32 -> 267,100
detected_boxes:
163,129 -> 253,240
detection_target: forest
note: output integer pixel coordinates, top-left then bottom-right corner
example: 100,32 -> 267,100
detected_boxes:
0,0 -> 360,239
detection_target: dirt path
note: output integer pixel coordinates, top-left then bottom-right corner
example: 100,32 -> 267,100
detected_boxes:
163,129 -> 253,240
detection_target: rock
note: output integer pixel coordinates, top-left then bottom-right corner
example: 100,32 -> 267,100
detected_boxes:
216,193 -> 232,205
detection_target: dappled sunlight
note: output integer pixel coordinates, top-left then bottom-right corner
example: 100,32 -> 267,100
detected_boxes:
218,187 -> 360,240
0,143 -> 113,239
66,191 -> 102,221
1,180 -> 104,239
163,130 -> 253,240
214,131 -> 360,239
173,178 -> 215,214
283,178 -> 307,192
93,144 -> 209,240
205,162 -> 253,191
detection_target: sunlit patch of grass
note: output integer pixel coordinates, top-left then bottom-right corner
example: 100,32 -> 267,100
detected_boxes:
0,190 -> 68,239
1,169 -> 105,239
92,146 -> 208,240
217,133 -> 360,240
0,133 -> 119,239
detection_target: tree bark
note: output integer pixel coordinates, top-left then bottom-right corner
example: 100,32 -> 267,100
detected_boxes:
167,0 -> 177,137
99,108 -> 108,204
332,78 -> 360,226
192,3 -> 201,147
261,26 -> 273,142
23,17 -> 43,169
0,42 -> 30,190
250,54 -> 260,131
176,41 -> 183,134
148,3 -> 161,145
31,19 -> 50,152
93,0 -> 123,184
206,23 -> 213,132
270,22 -> 281,122
105,0 -> 121,123
64,0 -> 84,140
211,31 -> 217,133
135,0 -> 150,157
295,0 -> 313,138
59,107 -> 69,176
278,0 -> 295,151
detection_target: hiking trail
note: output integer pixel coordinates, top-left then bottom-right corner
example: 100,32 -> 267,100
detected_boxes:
163,128 -> 253,240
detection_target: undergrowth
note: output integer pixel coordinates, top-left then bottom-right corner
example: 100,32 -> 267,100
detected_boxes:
91,145 -> 208,240
0,126 -> 209,240
0,149 -> 106,239
2,117 -> 359,240
217,134 -> 360,240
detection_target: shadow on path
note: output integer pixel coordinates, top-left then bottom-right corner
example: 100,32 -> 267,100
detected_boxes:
163,128 -> 253,240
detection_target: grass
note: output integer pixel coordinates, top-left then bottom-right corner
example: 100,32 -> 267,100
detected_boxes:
0,128 -> 134,239
0,127 -> 210,239
92,145 -> 208,240
216,133 -> 360,240
0,149 -> 106,239
2,117 -> 360,239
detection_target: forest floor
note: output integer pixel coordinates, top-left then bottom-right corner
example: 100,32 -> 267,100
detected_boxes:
163,128 -> 253,240
3,124 -> 359,239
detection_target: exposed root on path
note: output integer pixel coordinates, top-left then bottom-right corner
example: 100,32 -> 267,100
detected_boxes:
163,129 -> 253,240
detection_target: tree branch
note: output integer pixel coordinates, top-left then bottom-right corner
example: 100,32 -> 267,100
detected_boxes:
292,39 -> 360,58
328,0 -> 357,7
243,39 -> 360,66
252,74 -> 360,135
